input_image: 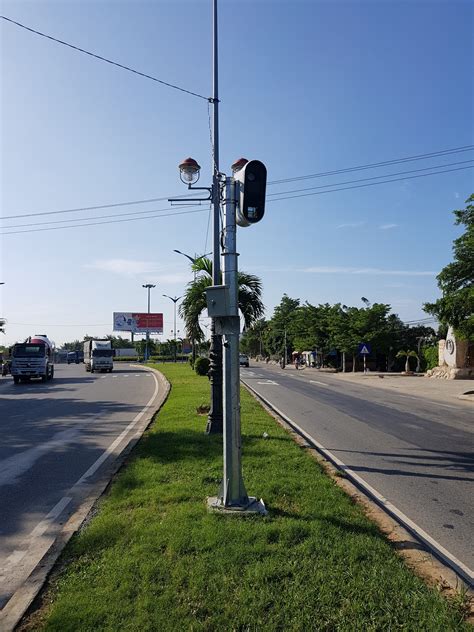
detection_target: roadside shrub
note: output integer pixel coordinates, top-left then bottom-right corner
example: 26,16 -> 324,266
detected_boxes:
195,357 -> 210,376
423,345 -> 438,370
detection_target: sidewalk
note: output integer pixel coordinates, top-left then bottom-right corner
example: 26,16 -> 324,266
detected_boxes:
331,371 -> 474,405
258,362 -> 474,407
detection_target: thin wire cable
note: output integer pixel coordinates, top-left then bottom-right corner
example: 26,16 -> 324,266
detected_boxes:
207,101 -> 218,178
1,192 -> 198,221
4,204 -> 198,229
1,207 -> 209,235
268,145 -> 474,185
204,207 -> 212,253
0,15 -> 209,101
7,322 -> 110,327
266,160 -> 474,198
3,145 -> 472,221
2,165 -> 470,234
267,165 -> 474,203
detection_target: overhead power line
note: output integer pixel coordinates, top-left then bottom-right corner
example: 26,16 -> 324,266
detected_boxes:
2,144 -> 472,222
267,165 -> 474,204
3,204 -> 199,229
268,145 -> 474,185
2,164 -> 471,235
0,15 -> 209,101
1,207 -> 209,235
266,160 -> 474,198
1,193 -> 198,221
7,322 -> 111,327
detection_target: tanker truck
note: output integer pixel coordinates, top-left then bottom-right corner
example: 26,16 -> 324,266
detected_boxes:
10,335 -> 55,385
84,339 -> 114,373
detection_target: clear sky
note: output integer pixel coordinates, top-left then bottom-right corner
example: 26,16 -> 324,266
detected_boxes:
1,0 -> 473,347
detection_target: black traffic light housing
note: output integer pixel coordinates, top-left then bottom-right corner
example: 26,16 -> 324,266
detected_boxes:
234,159 -> 267,227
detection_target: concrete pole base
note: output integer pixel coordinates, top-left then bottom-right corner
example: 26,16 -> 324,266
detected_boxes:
207,496 -> 267,516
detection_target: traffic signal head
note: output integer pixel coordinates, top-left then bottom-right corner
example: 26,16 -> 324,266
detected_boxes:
234,159 -> 267,227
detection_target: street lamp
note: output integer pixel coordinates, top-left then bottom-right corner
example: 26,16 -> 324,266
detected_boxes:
142,284 -> 156,362
163,295 -> 181,362
173,249 -> 212,281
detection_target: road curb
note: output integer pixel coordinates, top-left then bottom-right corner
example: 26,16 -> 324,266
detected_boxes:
241,378 -> 474,592
1,365 -> 170,632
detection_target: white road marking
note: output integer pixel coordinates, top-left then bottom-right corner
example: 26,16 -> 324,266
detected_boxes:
0,497 -> 72,582
242,379 -> 474,587
0,428 -> 81,487
257,380 -> 278,385
76,370 -> 159,485
29,496 -> 72,538
310,380 -> 328,386
0,370 -> 160,616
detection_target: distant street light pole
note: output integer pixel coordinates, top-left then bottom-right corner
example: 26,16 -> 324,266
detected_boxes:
142,283 -> 156,362
163,295 -> 181,362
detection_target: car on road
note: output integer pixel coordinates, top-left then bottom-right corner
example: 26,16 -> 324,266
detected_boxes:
239,353 -> 249,367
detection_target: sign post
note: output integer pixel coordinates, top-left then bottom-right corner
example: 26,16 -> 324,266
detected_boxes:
358,342 -> 372,373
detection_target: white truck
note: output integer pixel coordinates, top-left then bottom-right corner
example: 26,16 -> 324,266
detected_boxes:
11,335 -> 55,385
84,339 -> 114,373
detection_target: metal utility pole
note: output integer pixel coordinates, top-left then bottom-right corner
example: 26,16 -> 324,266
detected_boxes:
142,284 -> 155,361
221,177 -> 247,505
163,295 -> 181,362
207,0 -> 223,435
207,177 -> 265,514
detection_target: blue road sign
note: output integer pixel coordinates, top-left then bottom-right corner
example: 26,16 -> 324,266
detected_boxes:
358,342 -> 372,355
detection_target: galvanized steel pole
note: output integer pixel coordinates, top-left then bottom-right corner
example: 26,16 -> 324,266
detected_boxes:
206,0 -> 223,434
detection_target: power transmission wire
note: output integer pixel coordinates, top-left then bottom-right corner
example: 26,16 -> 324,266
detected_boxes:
267,165 -> 474,204
268,145 -> 474,185
267,160 -> 473,198
204,207 -> 212,253
3,204 -> 198,229
2,164 -> 471,235
0,15 -> 209,101
1,207 -> 209,235
7,322 -> 110,327
1,193 -> 198,221
3,145 -> 472,222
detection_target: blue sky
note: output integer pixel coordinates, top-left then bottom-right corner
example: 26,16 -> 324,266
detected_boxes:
1,0 -> 473,346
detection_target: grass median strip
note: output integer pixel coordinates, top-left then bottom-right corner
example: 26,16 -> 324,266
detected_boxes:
25,363 -> 469,631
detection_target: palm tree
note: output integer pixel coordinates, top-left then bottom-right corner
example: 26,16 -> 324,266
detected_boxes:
179,257 -> 265,344
396,349 -> 418,373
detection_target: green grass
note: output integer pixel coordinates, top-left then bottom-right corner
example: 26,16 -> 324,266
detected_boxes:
32,364 -> 469,631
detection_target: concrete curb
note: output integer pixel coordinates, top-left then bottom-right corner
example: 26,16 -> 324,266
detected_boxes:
1,365 -> 170,632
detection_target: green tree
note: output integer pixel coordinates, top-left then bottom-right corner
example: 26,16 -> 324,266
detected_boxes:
0,319 -> 5,335
396,350 -> 418,373
61,339 -> 83,351
179,257 -> 265,345
264,295 -> 300,358
424,194 -> 474,340
240,318 -> 269,357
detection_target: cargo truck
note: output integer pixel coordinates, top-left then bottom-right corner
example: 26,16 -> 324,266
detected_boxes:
84,339 -> 114,373
11,335 -> 55,384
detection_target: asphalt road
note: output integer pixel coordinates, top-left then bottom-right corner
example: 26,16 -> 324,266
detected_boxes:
241,364 -> 473,576
0,363 -> 160,610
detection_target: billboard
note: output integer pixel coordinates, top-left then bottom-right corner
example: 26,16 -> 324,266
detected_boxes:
113,312 -> 163,334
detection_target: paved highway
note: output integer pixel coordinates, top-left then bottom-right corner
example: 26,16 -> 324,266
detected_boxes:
0,363 -> 161,610
241,364 -> 473,578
